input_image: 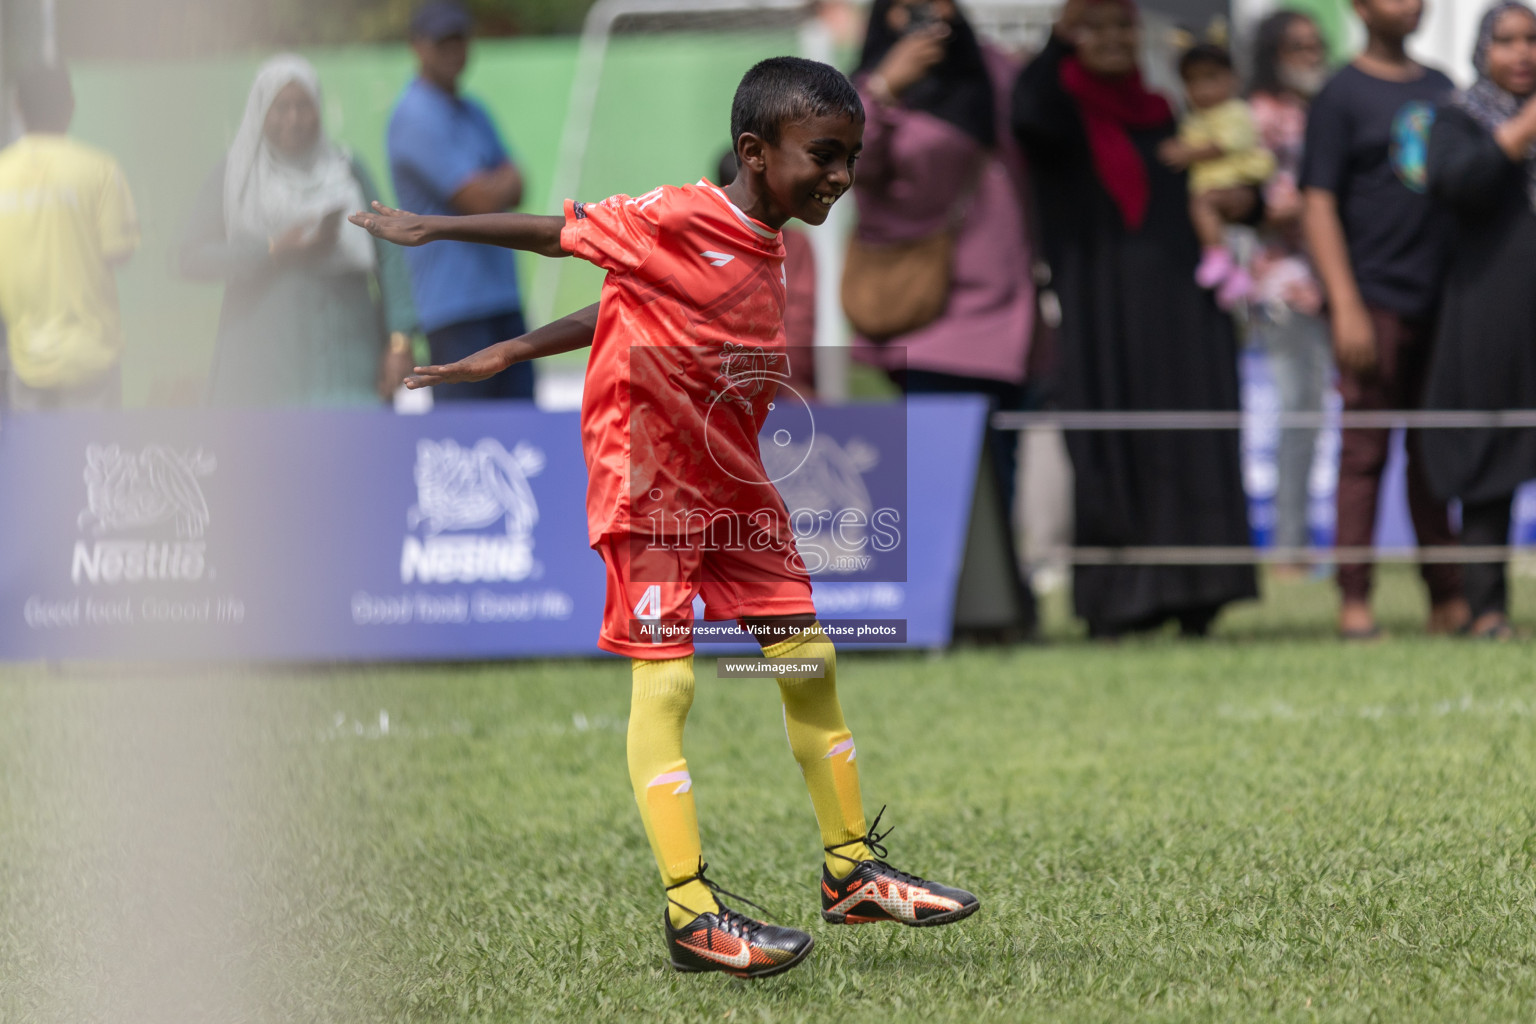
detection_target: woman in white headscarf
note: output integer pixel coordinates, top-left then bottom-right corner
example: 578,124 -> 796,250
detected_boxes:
1424,0 -> 1536,638
180,54 -> 415,406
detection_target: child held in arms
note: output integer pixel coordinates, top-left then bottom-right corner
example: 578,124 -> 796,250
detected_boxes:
1160,42 -> 1276,307
350,56 -> 978,980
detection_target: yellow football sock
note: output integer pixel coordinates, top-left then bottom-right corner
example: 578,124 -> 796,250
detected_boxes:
765,623 -> 872,878
628,655 -> 719,928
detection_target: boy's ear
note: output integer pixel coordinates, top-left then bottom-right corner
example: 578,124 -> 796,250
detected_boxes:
736,133 -> 768,175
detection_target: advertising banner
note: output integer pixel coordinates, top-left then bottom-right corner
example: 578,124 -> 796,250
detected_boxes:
0,396 -> 988,662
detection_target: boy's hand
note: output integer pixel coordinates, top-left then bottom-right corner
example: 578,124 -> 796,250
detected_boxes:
349,201 -> 432,246
404,348 -> 510,390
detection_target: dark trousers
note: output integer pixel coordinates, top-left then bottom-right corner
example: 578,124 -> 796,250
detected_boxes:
1462,497 -> 1513,619
1334,308 -> 1461,604
426,310 -> 535,403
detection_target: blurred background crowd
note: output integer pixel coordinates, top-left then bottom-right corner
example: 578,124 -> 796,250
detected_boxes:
2,0 -> 1534,640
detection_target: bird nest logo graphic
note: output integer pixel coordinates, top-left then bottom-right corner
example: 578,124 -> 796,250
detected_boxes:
705,342 -> 814,486
401,438 -> 545,584
72,444 -> 217,585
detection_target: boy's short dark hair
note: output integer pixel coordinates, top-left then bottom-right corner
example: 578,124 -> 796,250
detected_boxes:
1179,43 -> 1234,79
16,63 -> 74,132
730,56 -> 864,150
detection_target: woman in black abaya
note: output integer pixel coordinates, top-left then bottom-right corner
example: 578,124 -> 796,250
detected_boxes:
1012,0 -> 1257,637
1424,1 -> 1536,639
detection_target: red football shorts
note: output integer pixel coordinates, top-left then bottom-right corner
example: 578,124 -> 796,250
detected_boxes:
595,530 -> 816,659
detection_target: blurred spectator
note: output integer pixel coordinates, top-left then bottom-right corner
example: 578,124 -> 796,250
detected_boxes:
1300,0 -> 1466,639
0,63 -> 138,411
388,0 -> 533,402
1012,0 -> 1256,638
847,0 -> 1038,634
1160,43 -> 1274,308
716,149 -> 818,400
179,54 -> 415,407
1424,0 -> 1536,640
1248,10 -> 1330,572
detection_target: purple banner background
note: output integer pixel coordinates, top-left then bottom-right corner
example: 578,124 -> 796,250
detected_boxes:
0,396 -> 986,661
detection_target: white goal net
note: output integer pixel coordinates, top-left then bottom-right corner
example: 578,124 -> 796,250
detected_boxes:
533,1 -> 1074,399
532,1 -> 821,324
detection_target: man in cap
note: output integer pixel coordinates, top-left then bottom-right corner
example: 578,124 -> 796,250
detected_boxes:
386,0 -> 533,402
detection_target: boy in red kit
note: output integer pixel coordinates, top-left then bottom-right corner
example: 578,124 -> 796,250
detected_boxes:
352,57 -> 977,979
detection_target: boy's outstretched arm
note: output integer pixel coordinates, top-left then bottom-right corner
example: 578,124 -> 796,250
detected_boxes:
404,303 -> 599,390
349,201 -> 567,258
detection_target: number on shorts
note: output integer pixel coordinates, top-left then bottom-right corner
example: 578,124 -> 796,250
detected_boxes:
633,584 -> 662,620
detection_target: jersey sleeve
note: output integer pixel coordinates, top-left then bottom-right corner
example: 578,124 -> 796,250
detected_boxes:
560,191 -> 663,273
96,157 -> 140,260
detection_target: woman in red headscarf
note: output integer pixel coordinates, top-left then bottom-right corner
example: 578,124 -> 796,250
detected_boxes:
1012,0 -> 1257,638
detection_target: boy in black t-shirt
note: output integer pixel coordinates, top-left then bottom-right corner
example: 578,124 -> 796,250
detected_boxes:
1300,0 -> 1467,641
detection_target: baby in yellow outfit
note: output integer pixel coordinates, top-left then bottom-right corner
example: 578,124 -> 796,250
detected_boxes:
1159,43 -> 1276,308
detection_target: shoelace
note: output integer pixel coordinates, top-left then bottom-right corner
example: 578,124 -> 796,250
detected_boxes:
824,803 -> 896,869
825,806 -> 931,888
666,858 -> 775,938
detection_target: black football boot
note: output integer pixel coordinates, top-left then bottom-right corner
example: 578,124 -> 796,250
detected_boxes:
819,807 -> 980,927
664,862 -> 813,978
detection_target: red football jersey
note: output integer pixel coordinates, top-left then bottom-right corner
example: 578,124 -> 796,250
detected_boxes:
561,180 -> 800,546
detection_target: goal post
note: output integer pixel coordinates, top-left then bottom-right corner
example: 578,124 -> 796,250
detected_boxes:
532,2 -> 813,323
532,1 -> 1093,402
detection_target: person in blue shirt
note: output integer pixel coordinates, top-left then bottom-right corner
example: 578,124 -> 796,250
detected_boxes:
387,0 -> 534,401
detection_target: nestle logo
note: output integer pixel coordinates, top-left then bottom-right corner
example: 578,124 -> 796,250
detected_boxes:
400,536 -> 534,584
400,438 -> 544,584
72,444 -> 217,586
72,540 -> 206,584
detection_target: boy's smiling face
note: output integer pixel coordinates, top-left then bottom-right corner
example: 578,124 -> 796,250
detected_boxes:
733,113 -> 864,230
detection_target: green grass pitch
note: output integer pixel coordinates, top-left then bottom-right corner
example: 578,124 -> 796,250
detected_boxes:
3,566 -> 1536,1022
